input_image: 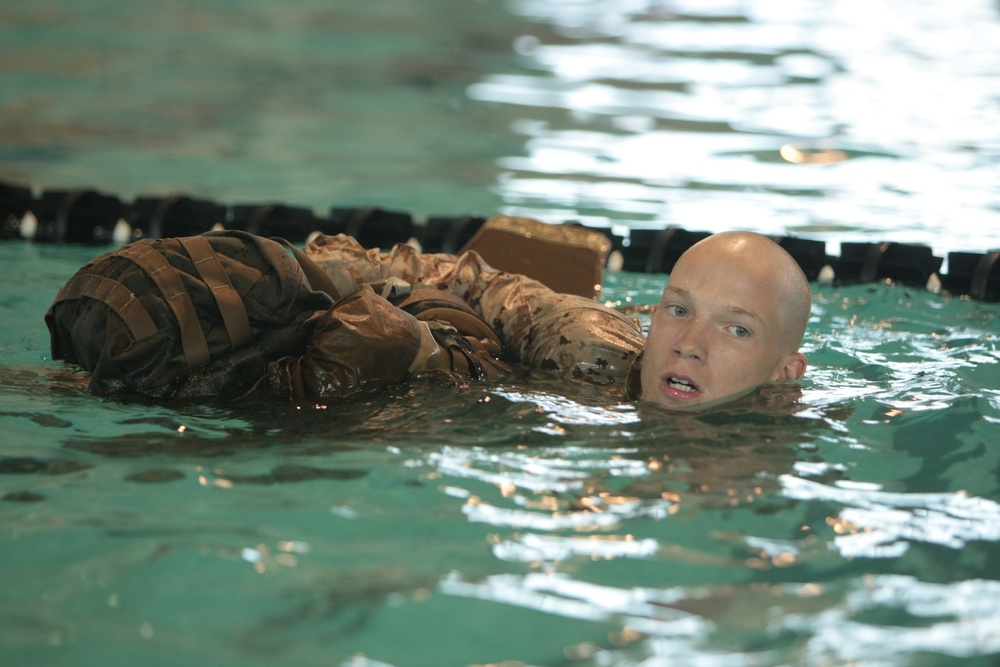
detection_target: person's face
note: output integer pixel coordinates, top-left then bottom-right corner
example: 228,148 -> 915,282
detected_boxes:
640,244 -> 805,410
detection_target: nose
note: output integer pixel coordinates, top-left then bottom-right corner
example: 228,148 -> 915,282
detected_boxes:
674,319 -> 706,361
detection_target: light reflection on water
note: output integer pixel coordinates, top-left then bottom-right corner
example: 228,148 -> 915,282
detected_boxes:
780,474 -> 1000,555
476,0 -> 1000,257
783,576 -> 1000,662
423,385 -> 1000,663
440,571 -> 708,636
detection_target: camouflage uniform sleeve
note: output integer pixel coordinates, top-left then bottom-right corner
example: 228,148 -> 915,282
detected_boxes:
305,234 -> 644,385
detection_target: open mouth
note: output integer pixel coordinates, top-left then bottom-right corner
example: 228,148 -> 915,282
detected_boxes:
668,377 -> 697,392
664,375 -> 700,396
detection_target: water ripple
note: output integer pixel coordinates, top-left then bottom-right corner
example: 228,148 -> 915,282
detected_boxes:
440,571 -> 709,637
782,576 -> 1000,661
780,474 -> 1000,556
491,387 -> 640,425
492,532 -> 660,562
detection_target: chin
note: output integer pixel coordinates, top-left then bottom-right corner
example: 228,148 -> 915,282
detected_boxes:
643,385 -> 759,412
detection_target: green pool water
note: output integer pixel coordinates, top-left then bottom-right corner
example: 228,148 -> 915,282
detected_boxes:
2,1 -> 1000,666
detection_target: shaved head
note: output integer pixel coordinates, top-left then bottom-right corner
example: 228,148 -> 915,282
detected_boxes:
684,232 -> 812,352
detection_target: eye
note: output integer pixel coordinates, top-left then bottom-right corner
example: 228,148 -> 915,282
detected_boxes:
666,304 -> 688,317
730,325 -> 751,338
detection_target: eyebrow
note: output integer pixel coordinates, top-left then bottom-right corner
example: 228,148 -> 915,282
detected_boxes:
664,286 -> 768,328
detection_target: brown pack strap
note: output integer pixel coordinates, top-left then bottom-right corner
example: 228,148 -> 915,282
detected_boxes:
50,273 -> 158,342
123,242 -> 211,371
179,236 -> 253,351
393,286 -> 501,350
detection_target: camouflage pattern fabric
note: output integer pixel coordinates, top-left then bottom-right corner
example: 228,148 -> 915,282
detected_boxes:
305,233 -> 644,386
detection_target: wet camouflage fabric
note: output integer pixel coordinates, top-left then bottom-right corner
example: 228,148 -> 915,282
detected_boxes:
305,233 -> 645,386
47,230 -> 645,402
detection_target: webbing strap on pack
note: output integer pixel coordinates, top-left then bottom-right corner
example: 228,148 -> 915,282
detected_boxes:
51,273 -> 158,342
123,243 -> 211,371
179,236 -> 253,351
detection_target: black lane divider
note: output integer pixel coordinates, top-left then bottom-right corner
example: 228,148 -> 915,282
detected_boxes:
2,179 -> 998,301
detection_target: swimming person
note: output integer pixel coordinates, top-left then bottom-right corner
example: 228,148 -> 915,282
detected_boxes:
298,227 -> 810,410
45,219 -> 809,410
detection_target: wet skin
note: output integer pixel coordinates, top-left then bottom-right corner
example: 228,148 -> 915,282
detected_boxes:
640,233 -> 809,410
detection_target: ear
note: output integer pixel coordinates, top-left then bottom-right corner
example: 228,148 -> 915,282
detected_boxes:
776,352 -> 807,381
